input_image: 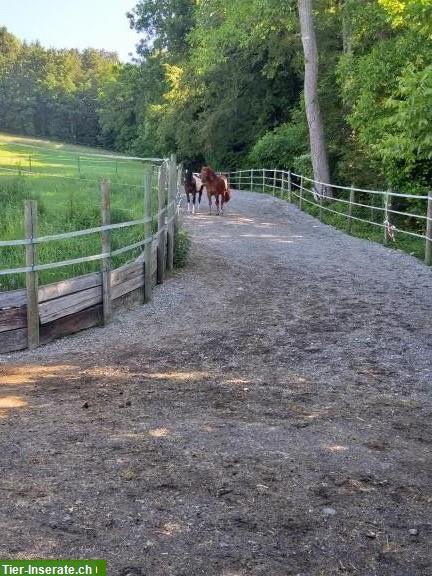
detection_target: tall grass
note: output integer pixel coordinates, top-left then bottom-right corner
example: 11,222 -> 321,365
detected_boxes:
0,135 -> 164,291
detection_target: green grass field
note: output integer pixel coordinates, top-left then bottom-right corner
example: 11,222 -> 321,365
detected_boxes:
0,133 -> 165,291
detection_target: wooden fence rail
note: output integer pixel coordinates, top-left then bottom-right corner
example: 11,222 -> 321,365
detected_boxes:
0,156 -> 182,354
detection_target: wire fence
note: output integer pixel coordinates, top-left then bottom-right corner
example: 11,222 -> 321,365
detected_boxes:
228,168 -> 432,266
0,158 -> 180,290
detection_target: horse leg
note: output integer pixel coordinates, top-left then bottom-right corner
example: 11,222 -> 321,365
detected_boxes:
220,194 -> 224,216
215,194 -> 220,215
192,193 -> 196,215
208,193 -> 212,215
197,188 -> 203,213
186,192 -> 191,213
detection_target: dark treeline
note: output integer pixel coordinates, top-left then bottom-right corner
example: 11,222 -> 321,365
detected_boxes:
1,0 -> 431,194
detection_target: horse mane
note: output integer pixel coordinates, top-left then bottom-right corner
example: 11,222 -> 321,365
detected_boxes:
184,169 -> 194,183
201,166 -> 217,181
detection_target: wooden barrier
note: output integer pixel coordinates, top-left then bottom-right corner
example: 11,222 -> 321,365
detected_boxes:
0,225 -> 162,355
0,157 -> 183,354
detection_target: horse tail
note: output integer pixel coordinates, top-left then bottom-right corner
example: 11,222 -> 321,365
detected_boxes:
222,175 -> 231,202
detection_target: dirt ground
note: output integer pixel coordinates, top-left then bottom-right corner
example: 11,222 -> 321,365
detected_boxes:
1,191 -> 431,576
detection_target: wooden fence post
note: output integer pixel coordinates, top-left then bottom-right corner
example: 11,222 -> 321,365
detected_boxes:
383,189 -> 391,245
300,175 -> 304,210
370,193 -> 375,223
166,153 -> 176,272
144,167 -> 153,301
346,185 -> 355,234
25,200 -> 39,349
100,179 -> 112,325
176,163 -> 183,221
157,162 -> 167,284
425,194 -> 432,266
288,171 -> 292,203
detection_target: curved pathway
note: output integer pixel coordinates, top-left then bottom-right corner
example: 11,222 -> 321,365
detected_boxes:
1,191 -> 431,575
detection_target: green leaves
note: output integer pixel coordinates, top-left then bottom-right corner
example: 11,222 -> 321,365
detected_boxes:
0,29 -> 119,146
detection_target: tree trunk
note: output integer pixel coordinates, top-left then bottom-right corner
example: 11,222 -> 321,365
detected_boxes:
298,0 -> 332,198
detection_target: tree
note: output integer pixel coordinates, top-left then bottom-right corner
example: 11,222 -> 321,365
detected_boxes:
297,0 -> 332,196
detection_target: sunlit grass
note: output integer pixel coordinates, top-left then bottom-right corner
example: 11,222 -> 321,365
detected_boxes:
0,134 -> 162,290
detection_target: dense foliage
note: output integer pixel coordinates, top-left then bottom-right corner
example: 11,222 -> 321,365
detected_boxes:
0,27 -> 119,146
1,0 -> 431,192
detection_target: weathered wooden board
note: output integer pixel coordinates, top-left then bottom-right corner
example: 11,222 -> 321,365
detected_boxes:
40,304 -> 103,345
113,287 -> 144,312
39,285 -> 102,325
0,233 -> 172,353
39,272 -> 101,303
112,274 -> 144,301
0,289 -> 27,310
0,306 -> 27,333
0,328 -> 28,353
111,261 -> 143,287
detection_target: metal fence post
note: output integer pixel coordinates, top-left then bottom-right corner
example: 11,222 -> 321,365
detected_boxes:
273,169 -> 276,196
262,169 -> 265,193
250,169 -> 253,192
100,179 -> 112,325
25,199 -> 39,349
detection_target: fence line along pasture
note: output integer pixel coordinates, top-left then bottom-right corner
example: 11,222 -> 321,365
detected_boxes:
228,168 -> 432,266
0,155 -> 182,354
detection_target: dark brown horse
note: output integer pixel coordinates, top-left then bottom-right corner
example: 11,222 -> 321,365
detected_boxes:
200,166 -> 231,215
184,169 -> 204,214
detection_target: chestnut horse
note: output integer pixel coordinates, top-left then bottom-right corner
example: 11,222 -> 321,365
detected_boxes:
200,166 -> 231,215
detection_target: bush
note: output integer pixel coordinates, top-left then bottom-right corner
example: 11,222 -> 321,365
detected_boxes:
291,153 -> 313,178
247,107 -> 309,169
174,228 -> 191,268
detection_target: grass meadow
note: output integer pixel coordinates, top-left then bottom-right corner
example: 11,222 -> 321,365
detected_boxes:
0,133 -> 165,291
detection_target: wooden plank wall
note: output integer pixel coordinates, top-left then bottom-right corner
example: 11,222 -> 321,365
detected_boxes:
0,238 -> 160,354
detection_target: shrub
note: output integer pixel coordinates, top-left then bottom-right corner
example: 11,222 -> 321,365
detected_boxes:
247,107 -> 309,169
174,228 -> 191,268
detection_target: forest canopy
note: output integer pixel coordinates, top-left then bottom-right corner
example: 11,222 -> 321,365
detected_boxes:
0,0 -> 431,193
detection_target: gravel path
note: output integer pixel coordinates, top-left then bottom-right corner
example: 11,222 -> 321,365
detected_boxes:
1,190 -> 431,575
